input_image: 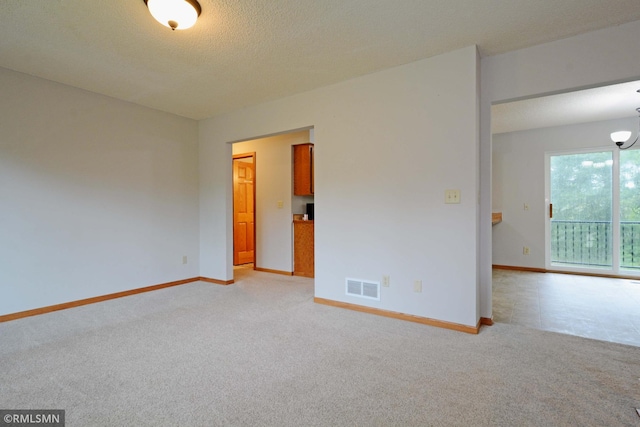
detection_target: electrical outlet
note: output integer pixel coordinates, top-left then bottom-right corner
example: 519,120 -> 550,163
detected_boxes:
277,200 -> 284,209
523,247 -> 530,255
382,275 -> 390,287
413,280 -> 422,293
182,255 -> 188,264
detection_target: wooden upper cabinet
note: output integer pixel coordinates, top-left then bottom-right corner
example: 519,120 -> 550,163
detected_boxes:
293,143 -> 314,196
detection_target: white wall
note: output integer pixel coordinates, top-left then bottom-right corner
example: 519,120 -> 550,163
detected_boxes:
480,19 -> 640,318
7,17 -> 638,324
232,130 -> 311,272
492,117 -> 636,268
200,46 -> 481,327
0,67 -> 200,316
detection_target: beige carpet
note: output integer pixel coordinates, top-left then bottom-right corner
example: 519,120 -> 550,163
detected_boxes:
1,268 -> 639,426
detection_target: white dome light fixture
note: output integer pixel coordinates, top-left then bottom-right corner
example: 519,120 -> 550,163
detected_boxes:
611,130 -> 632,145
611,108 -> 640,150
144,0 -> 201,31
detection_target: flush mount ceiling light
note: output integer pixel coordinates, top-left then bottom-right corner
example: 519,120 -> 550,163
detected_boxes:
144,0 -> 201,31
611,89 -> 640,150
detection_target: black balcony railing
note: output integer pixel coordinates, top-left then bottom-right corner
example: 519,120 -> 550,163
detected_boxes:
620,221 -> 640,269
551,220 -> 640,269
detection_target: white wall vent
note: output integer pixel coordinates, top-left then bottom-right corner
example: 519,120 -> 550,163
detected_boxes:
345,278 -> 380,301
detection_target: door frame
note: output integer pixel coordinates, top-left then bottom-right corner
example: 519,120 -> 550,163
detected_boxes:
232,152 -> 257,267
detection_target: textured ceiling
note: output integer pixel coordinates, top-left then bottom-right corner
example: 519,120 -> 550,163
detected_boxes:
1,1 -> 640,120
493,81 -> 640,134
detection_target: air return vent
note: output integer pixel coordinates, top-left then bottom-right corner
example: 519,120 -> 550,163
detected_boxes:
346,278 -> 380,301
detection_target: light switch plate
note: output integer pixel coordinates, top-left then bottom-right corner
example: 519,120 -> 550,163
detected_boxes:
445,189 -> 461,204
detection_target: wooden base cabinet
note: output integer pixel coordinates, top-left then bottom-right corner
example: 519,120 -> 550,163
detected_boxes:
293,220 -> 314,278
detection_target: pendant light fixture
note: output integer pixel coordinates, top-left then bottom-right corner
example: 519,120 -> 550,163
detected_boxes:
611,89 -> 640,150
611,107 -> 640,150
144,0 -> 201,31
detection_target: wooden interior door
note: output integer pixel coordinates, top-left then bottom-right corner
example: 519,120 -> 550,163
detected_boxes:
233,154 -> 255,265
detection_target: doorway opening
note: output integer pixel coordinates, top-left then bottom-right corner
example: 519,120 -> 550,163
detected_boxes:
233,153 -> 256,267
230,128 -> 314,279
491,80 -> 640,341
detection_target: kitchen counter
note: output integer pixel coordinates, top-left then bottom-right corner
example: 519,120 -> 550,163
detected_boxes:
492,212 -> 502,225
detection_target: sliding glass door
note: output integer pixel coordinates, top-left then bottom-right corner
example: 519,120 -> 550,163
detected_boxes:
549,151 -> 613,270
547,148 -> 640,276
620,150 -> 640,272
